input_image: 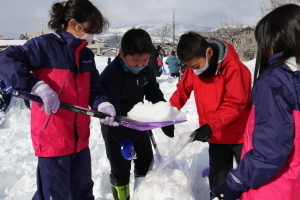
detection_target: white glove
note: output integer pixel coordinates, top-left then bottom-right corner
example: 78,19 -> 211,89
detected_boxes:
98,102 -> 119,127
31,81 -> 60,115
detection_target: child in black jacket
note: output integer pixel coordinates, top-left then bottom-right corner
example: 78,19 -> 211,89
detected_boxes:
100,28 -> 174,200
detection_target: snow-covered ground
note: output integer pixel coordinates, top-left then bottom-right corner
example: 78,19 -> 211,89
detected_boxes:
0,56 -> 255,200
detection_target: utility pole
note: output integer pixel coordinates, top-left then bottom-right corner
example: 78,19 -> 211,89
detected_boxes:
173,9 -> 175,49
30,17 -> 49,36
115,32 -> 118,56
41,17 -> 44,35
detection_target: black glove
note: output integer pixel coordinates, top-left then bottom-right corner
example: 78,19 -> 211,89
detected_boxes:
192,123 -> 212,142
211,181 -> 242,200
161,125 -> 175,138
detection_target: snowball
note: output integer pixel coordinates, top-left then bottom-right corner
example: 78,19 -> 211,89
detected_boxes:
126,101 -> 186,122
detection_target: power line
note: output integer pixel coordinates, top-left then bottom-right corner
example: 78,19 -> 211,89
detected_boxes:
0,17 -> 50,24
0,8 -> 259,26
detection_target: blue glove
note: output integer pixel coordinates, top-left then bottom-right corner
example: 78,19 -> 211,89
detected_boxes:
211,181 -> 241,200
120,138 -> 137,160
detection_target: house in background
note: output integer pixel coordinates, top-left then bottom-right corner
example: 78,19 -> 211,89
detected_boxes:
87,42 -> 101,56
26,31 -> 52,39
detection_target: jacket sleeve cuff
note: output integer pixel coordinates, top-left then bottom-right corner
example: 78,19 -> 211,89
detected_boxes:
97,102 -> 113,111
206,119 -> 218,134
92,97 -> 109,110
227,171 -> 248,192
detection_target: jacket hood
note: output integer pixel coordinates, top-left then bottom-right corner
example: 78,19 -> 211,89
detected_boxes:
209,38 -> 240,68
209,38 -> 226,63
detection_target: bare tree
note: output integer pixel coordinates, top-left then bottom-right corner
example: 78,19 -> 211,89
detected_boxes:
200,20 -> 257,61
260,0 -> 300,15
150,22 -> 173,48
219,20 -> 244,44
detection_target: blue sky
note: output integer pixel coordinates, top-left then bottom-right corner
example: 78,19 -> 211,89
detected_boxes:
0,0 -> 262,38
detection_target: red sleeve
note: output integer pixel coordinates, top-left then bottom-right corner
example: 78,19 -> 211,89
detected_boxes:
169,67 -> 194,109
208,62 -> 251,133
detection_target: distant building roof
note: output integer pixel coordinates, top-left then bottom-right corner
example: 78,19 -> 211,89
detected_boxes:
0,40 -> 27,47
26,32 -> 52,38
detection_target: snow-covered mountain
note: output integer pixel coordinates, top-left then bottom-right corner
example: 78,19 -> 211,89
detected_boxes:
96,23 -> 212,46
101,23 -> 211,36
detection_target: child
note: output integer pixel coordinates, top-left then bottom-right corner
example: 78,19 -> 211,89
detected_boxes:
165,51 -> 180,77
99,28 -> 174,200
169,31 -> 252,198
212,4 -> 300,200
108,57 -> 112,65
0,0 -> 117,199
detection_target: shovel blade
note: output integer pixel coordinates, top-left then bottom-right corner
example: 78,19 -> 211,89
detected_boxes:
119,120 -> 187,131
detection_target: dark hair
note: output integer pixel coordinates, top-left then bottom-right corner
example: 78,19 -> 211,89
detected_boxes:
177,31 -> 210,62
48,0 -> 109,34
171,51 -> 175,56
254,4 -> 300,80
121,28 -> 153,56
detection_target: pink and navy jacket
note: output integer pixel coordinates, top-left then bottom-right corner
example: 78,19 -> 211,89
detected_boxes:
0,31 -> 108,157
227,53 -> 300,199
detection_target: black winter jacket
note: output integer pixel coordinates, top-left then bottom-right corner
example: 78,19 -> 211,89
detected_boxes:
100,56 -> 165,143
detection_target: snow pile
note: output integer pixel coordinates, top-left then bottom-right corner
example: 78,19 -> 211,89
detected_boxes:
134,168 -> 193,200
127,101 -> 186,122
132,132 -> 199,200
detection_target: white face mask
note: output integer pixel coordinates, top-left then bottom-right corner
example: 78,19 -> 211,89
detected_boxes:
192,51 -> 210,75
82,33 -> 94,43
74,21 -> 94,43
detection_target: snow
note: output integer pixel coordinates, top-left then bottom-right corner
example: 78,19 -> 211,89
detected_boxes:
0,56 -> 255,200
127,101 -> 186,122
0,40 -> 27,46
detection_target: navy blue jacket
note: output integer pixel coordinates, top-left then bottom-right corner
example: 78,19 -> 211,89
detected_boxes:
100,56 -> 165,143
226,53 -> 300,199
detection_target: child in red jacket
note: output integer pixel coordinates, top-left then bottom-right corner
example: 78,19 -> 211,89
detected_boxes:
169,32 -> 251,198
0,0 -> 117,199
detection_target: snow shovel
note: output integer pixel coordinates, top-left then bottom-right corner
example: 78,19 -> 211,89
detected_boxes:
148,130 -> 163,163
147,130 -> 180,170
12,90 -> 186,131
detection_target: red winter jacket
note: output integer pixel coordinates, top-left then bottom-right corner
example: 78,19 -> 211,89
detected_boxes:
170,40 -> 251,144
